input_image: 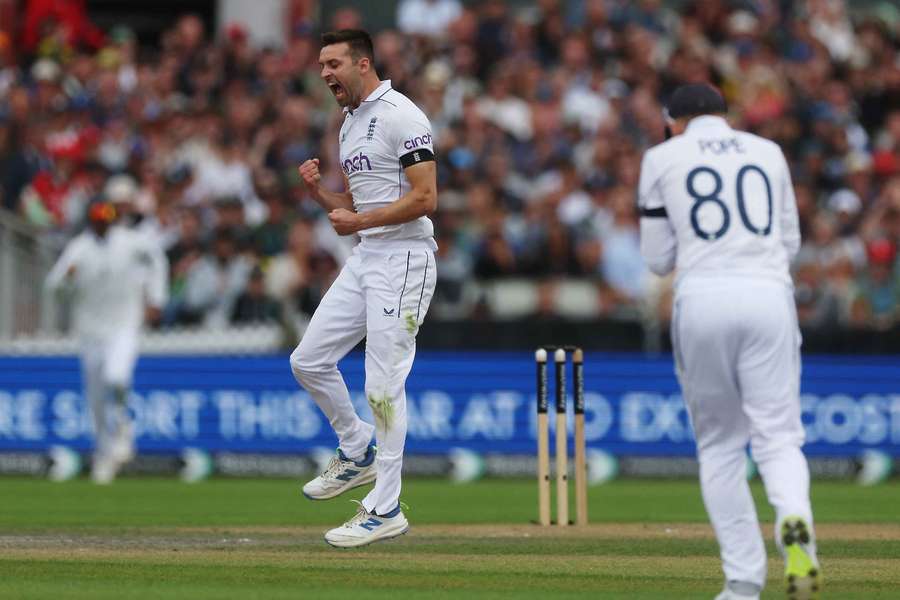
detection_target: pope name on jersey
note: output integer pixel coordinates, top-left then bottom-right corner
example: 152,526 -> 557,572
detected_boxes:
338,79 -> 436,243
638,107 -> 800,293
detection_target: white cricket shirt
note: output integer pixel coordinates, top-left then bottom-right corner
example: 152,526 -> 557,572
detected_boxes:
45,226 -> 169,338
638,116 -> 801,293
338,79 -> 436,242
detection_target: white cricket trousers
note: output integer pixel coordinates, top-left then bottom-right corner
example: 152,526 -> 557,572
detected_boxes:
80,330 -> 139,457
672,278 -> 815,588
290,239 -> 436,515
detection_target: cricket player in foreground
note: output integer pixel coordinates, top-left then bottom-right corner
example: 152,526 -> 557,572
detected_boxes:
291,29 -> 437,547
638,84 -> 820,600
46,201 -> 168,484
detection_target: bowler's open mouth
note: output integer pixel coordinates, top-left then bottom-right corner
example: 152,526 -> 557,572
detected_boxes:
328,82 -> 344,99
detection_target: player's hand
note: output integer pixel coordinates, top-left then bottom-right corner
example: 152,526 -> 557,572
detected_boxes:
65,265 -> 77,278
328,208 -> 361,236
145,306 -> 162,325
298,159 -> 322,194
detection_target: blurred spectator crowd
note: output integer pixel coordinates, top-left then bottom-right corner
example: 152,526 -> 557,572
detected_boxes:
1,0 -> 899,332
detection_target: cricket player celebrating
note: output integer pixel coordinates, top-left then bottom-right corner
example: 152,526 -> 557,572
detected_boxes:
46,200 -> 168,484
638,84 -> 820,600
291,29 -> 437,548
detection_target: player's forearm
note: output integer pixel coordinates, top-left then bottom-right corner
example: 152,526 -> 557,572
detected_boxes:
312,187 -> 355,212
146,266 -> 170,308
45,257 -> 75,293
642,248 -> 676,276
355,186 -> 436,230
780,206 -> 801,262
640,220 -> 677,276
781,232 -> 800,263
44,268 -> 67,293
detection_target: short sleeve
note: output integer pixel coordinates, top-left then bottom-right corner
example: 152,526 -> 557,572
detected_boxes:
392,106 -> 435,168
637,151 -> 667,217
638,150 -> 677,275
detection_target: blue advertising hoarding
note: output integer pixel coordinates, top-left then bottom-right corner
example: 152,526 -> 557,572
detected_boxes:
0,352 -> 898,457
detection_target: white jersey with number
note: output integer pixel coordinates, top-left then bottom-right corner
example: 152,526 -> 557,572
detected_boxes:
338,79 -> 435,242
639,116 -> 814,589
638,115 -> 800,293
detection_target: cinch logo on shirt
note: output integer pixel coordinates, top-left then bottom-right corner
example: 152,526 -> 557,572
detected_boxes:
342,152 -> 373,174
403,133 -> 433,150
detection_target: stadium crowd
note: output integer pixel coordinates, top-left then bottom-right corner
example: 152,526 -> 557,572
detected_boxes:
1,0 -> 899,331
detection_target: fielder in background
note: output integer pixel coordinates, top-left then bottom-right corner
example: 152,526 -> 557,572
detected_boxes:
638,83 -> 820,600
45,200 -> 168,484
291,29 -> 437,548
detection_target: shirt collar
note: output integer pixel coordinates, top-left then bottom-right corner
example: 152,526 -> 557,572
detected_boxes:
685,115 -> 731,133
346,80 -> 392,115
363,79 -> 392,103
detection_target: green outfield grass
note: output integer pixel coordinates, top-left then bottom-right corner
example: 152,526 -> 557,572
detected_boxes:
1,478 -> 898,599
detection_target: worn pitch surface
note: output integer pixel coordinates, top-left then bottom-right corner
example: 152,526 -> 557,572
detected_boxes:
1,478 -> 898,599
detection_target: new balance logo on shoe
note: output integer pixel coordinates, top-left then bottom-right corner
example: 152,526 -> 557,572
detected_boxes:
383,308 -> 395,316
359,518 -> 382,531
335,469 -> 359,482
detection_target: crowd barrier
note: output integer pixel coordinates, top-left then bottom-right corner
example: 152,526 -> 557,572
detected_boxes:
1,352 -> 897,458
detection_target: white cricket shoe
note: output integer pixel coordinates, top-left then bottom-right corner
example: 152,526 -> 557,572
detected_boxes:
91,455 -> 117,485
302,446 -> 377,500
109,423 -> 136,466
324,501 -> 409,548
713,580 -> 761,600
91,423 -> 135,485
714,588 -> 759,600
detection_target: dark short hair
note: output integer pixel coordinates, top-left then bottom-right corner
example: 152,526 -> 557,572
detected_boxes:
321,29 -> 374,63
667,83 -> 727,119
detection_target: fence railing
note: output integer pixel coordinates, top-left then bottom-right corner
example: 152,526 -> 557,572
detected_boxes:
0,209 -> 59,339
8,209 -> 891,355
0,207 -> 663,352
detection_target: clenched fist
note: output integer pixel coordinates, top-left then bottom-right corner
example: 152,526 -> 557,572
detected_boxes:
298,158 -> 322,194
329,208 -> 361,236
